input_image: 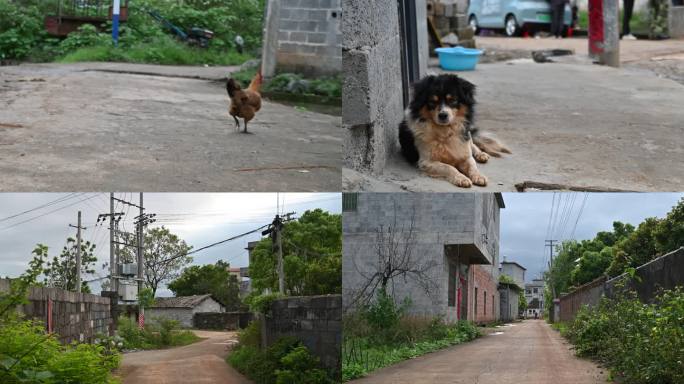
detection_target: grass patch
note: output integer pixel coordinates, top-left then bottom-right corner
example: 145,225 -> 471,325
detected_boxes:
59,38 -> 251,66
117,316 -> 201,350
342,290 -> 480,381
343,323 -> 480,382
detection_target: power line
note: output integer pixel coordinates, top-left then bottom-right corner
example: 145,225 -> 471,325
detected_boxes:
0,193 -> 83,223
569,193 -> 589,239
0,194 -> 103,232
156,224 -> 271,266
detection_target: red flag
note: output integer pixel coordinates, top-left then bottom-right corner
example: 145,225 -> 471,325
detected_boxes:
138,313 -> 145,329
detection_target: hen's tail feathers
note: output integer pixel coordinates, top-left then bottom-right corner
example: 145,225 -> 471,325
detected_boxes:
399,120 -> 420,164
248,67 -> 263,93
472,134 -> 512,157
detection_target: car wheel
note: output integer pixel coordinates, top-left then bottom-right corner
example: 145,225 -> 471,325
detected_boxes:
505,15 -> 519,37
469,15 -> 479,34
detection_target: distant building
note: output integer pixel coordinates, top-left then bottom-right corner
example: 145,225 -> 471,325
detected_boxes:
525,279 -> 545,318
498,261 -> 526,322
147,294 -> 224,328
343,193 -> 504,324
500,261 -> 526,288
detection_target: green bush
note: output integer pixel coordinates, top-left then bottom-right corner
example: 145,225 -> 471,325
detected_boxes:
0,1 -> 45,60
228,336 -> 333,384
238,319 -> 262,348
565,287 -> 684,383
116,315 -> 199,350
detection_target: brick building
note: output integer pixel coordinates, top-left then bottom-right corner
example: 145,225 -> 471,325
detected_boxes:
262,0 -> 341,77
342,193 -> 503,324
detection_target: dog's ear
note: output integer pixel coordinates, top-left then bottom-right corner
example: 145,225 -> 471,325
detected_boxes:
409,76 -> 435,118
456,77 -> 476,106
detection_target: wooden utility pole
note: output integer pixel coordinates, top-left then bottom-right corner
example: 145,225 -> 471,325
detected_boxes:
69,211 -> 86,293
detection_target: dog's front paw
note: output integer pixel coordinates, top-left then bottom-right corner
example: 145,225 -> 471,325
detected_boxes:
449,176 -> 472,188
474,152 -> 489,163
471,174 -> 488,186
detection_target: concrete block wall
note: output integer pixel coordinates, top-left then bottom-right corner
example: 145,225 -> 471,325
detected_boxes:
262,295 -> 342,380
558,247 -> 684,323
499,285 -> 520,322
193,312 -> 252,330
427,0 -> 475,49
0,279 -> 113,344
275,0 -> 342,76
343,0 -> 404,173
146,308 -> 194,328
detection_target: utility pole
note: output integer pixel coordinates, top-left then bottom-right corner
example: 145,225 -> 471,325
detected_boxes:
97,200 -> 123,294
138,192 -> 144,327
69,211 -> 86,293
267,212 -> 295,294
110,193 -> 115,293
132,193 -> 156,329
545,239 -> 558,316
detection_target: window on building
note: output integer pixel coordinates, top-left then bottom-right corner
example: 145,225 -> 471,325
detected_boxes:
526,289 -> 531,294
484,291 -> 487,316
448,264 -> 456,307
533,288 -> 538,294
474,287 -> 478,317
342,193 -> 357,212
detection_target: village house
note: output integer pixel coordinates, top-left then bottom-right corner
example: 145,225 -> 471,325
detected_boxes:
525,279 -> 545,318
342,193 -> 503,324
147,294 -> 225,328
498,261 -> 526,322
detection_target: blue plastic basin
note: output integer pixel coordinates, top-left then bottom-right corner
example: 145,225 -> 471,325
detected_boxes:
435,46 -> 483,71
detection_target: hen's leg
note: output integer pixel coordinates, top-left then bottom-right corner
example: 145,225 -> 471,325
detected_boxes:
232,115 -> 240,131
242,120 -> 252,134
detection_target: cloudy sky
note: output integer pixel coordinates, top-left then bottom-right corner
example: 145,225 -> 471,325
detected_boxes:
0,193 -> 340,296
500,192 -> 683,282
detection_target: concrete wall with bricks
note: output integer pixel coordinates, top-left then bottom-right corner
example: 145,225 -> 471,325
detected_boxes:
273,0 -> 342,76
343,193 -> 502,323
261,295 -> 341,379
427,0 -> 474,49
0,279 -> 113,344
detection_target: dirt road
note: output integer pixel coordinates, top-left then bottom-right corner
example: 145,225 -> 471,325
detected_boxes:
118,330 -> 252,384
0,63 -> 341,191
350,320 -> 608,384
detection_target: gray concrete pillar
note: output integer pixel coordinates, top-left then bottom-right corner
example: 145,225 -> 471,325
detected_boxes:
261,0 -> 281,78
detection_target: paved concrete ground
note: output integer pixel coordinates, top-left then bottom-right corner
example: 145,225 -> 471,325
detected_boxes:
476,36 -> 684,63
0,63 -> 341,191
344,40 -> 684,192
350,320 -> 608,384
118,330 -> 251,384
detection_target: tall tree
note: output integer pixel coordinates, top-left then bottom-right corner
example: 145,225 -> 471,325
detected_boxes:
248,209 -> 342,297
43,237 -> 96,293
118,226 -> 193,296
167,260 -> 242,311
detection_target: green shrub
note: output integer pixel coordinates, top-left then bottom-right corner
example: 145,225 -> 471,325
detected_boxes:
238,319 -> 262,348
228,336 -> 333,384
275,345 -> 331,384
565,287 -> 684,383
116,315 -> 199,350
0,1 -> 45,60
